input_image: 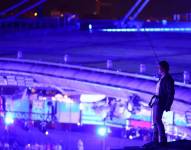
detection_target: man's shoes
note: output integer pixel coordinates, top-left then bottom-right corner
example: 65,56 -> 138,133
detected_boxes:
159,141 -> 168,147
142,141 -> 159,149
142,141 -> 168,149
160,136 -> 167,146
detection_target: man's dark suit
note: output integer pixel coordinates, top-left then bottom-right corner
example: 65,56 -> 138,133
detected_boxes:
153,73 -> 175,143
158,73 -> 175,110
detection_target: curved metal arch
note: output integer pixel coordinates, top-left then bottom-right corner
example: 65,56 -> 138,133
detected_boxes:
0,58 -> 191,114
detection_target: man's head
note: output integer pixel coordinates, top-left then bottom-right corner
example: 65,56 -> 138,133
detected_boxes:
158,61 -> 169,75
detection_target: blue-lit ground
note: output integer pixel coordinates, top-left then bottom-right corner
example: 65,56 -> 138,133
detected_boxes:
0,120 -> 146,149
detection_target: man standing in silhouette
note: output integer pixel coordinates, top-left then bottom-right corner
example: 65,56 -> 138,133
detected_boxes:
151,61 -> 175,144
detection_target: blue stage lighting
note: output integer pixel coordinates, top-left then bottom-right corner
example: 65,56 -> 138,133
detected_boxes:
5,113 -> 14,125
97,127 -> 108,137
101,27 -> 191,33
89,24 -> 92,30
162,20 -> 167,26
45,131 -> 49,136
129,135 -> 133,140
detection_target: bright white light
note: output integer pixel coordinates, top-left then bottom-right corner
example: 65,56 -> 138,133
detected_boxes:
52,96 -> 56,101
34,12 -> 38,17
89,24 -> 92,30
129,135 -> 133,140
162,20 -> 167,25
54,94 -> 74,103
127,102 -> 133,111
107,128 -> 111,133
5,114 -> 14,125
124,110 -> 131,119
97,127 -> 110,137
79,103 -> 84,110
45,131 -> 49,135
97,127 -> 107,137
54,94 -> 63,101
80,94 -> 106,103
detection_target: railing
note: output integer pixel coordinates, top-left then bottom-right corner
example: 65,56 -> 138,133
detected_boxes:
1,111 -> 52,121
0,17 -> 79,31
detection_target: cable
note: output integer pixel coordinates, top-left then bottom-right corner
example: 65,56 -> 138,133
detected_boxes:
144,32 -> 160,65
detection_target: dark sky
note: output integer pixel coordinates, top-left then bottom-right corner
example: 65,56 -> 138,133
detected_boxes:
45,0 -> 191,18
1,0 -> 191,18
141,0 -> 191,17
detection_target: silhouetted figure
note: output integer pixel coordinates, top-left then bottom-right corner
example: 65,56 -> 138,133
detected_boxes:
150,61 -> 175,145
0,96 -> 6,116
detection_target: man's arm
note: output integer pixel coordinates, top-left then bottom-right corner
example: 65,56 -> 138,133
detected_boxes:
165,77 -> 175,111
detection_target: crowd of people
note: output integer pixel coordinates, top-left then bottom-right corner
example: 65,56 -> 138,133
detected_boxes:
0,141 -> 63,150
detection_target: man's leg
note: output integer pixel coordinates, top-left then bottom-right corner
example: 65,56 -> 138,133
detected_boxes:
152,105 -> 159,143
155,105 -> 167,143
157,117 -> 167,142
153,123 -> 159,143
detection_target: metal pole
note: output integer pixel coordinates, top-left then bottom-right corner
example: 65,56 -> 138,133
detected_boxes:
131,0 -> 150,20
121,0 -> 142,26
12,0 -> 47,18
0,0 -> 29,16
